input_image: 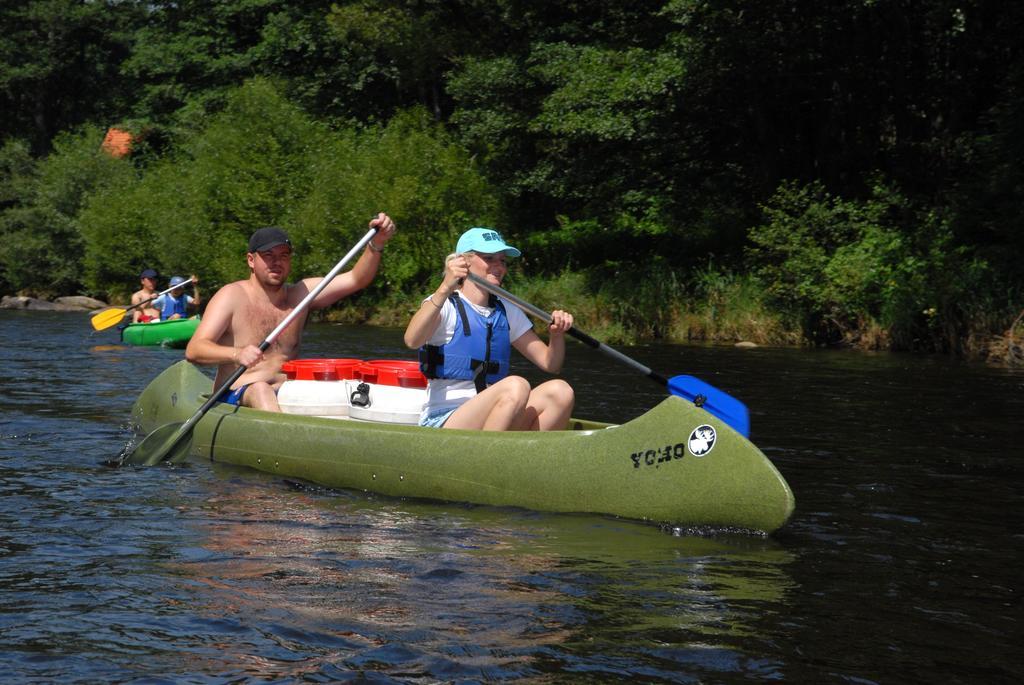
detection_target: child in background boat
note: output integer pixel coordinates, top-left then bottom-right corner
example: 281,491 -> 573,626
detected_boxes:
152,275 -> 200,320
404,227 -> 575,431
130,268 -> 162,323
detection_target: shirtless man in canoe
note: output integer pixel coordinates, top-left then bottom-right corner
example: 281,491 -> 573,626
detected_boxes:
130,268 -> 162,323
185,214 -> 397,411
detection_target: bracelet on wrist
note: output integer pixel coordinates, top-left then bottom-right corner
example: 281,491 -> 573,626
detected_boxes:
426,297 -> 442,309
368,240 -> 385,253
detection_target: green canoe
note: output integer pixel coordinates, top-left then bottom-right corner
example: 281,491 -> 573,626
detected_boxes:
132,361 -> 796,533
121,317 -> 199,348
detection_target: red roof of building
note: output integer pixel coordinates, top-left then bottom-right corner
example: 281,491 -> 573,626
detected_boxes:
101,128 -> 133,158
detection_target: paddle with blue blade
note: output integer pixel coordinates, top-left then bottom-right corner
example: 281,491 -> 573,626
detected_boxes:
466,273 -> 751,437
119,226 -> 380,467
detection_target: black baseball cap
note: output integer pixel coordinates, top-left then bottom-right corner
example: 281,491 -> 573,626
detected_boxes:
140,268 -> 158,279
248,226 -> 292,253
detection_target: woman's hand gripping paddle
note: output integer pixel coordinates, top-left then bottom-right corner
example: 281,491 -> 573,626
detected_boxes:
120,227 -> 379,467
465,273 -> 751,437
91,277 -> 195,331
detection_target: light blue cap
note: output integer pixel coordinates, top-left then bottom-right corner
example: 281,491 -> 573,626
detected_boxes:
169,275 -> 187,287
456,227 -> 521,257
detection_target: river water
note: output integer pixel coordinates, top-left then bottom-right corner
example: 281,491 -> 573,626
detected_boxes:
1,309 -> 1020,683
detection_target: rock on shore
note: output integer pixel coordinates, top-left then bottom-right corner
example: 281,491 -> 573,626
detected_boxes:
1,295 -> 107,311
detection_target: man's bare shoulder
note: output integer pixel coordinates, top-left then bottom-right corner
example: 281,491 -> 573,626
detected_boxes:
209,279 -> 249,300
285,279 -> 314,306
197,280 -> 244,314
192,280 -> 250,339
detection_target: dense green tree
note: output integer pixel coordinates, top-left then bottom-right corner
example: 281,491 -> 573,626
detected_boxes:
445,0 -> 1024,272
0,139 -> 39,294
79,79 -> 327,293
0,0 -> 142,153
122,0 -> 297,120
121,0 -> 422,127
78,80 -> 497,302
0,126 -> 133,296
668,1 -> 1023,196
0,0 -> 1019,354
446,1 -> 694,272
951,59 -> 1024,279
745,177 -> 1001,353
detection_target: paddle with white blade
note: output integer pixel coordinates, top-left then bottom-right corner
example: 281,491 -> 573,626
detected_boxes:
90,277 -> 196,331
120,227 -> 379,467
466,273 -> 751,437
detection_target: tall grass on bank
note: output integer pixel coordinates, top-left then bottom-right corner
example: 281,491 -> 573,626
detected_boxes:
986,308 -> 1024,366
344,258 -> 1021,369
673,265 -> 800,346
343,263 -> 800,348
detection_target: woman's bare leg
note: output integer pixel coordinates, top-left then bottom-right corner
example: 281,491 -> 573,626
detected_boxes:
443,376 -> 531,431
515,379 -> 575,431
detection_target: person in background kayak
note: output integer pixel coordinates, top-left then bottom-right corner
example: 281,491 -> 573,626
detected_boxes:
152,275 -> 200,320
186,214 -> 397,411
404,227 -> 575,431
130,268 -> 162,323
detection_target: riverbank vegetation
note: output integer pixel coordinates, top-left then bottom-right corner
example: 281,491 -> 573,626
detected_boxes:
1,1 -> 1021,364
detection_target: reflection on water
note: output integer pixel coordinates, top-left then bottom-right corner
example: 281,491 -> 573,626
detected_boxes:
161,467 -> 796,681
1,311 -> 1021,682
88,344 -> 128,353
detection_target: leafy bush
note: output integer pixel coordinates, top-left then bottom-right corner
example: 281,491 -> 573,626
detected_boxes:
676,263 -> 795,345
291,106 -> 499,298
746,178 -> 1007,351
80,79 -> 324,296
0,128 -> 133,297
748,179 -> 913,343
79,80 -> 497,306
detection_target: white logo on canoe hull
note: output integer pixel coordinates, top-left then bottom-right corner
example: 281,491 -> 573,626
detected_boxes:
688,424 -> 716,457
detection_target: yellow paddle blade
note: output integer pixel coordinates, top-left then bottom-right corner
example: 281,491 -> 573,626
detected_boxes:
91,306 -> 128,331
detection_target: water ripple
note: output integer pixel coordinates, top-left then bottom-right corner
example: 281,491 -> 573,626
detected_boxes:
1,312 -> 1021,682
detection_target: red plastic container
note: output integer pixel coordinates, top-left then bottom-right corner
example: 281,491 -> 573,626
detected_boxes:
282,358 -> 362,381
355,359 -> 428,388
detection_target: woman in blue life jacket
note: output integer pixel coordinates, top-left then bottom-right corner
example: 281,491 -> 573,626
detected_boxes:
404,227 -> 575,431
152,274 -> 201,320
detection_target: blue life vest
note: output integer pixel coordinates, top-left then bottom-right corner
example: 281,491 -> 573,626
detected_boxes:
419,293 -> 511,392
157,293 -> 189,319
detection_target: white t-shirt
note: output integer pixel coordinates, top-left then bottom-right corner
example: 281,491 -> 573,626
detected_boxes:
421,291 -> 534,417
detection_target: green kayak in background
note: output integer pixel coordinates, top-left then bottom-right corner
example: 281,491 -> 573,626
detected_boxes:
121,317 -> 199,348
131,360 -> 795,533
